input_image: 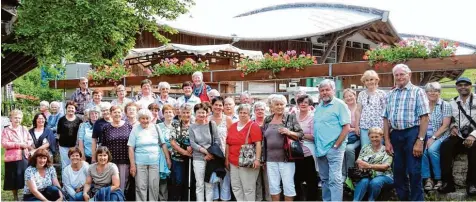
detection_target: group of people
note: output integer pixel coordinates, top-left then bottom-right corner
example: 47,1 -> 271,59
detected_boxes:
2,65 -> 476,201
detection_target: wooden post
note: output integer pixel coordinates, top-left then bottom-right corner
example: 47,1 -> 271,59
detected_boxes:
338,38 -> 348,63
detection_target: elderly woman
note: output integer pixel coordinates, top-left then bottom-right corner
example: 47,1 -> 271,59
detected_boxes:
23,149 -> 63,201
83,146 -> 125,201
111,84 -> 133,110
263,94 -> 304,201
134,79 -> 158,110
224,97 -> 238,123
158,104 -> 175,200
1,109 -> 33,201
62,147 -> 89,201
29,113 -> 56,157
342,89 -> 361,179
294,95 -> 319,201
355,70 -> 387,146
207,89 -> 220,102
353,127 -> 394,201
92,102 -> 112,162
189,103 -> 221,201
46,101 -> 63,134
192,71 -> 212,102
422,82 -> 452,190
78,106 -> 100,163
156,81 -> 177,111
148,103 -> 163,124
253,101 -> 267,127
85,89 -> 104,110
57,101 -> 82,169
178,81 -> 201,109
169,103 -> 195,201
128,109 -> 171,201
39,101 -> 51,119
210,97 -> 233,201
125,102 -> 139,126
102,106 -> 133,191
226,104 -> 263,201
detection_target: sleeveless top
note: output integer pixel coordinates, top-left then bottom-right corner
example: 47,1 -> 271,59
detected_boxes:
209,114 -> 227,152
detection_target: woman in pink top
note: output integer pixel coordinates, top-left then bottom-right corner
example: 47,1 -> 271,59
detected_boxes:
294,95 -> 319,201
1,109 -> 33,201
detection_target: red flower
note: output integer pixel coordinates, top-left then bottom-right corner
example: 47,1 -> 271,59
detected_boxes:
240,72 -> 245,78
280,67 -> 285,71
374,63 -> 380,70
363,55 -> 368,60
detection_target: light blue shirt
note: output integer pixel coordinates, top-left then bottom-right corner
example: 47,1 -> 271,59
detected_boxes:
314,98 -> 351,157
78,122 -> 94,157
127,124 -> 160,165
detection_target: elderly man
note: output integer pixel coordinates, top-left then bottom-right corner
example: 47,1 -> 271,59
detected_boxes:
383,64 -> 430,201
438,77 -> 476,195
207,89 -> 220,101
314,79 -> 351,201
70,77 -> 92,116
240,91 -> 253,105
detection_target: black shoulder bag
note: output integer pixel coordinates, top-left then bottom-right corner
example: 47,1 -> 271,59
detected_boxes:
283,114 -> 304,161
456,97 -> 476,138
207,122 -> 224,158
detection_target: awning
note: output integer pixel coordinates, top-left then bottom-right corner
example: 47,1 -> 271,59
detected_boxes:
127,43 -> 264,60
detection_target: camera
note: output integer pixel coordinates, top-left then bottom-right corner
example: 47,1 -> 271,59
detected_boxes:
460,125 -> 473,138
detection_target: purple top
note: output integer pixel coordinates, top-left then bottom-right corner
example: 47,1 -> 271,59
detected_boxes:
297,112 -> 314,157
102,122 -> 133,164
264,124 -> 285,162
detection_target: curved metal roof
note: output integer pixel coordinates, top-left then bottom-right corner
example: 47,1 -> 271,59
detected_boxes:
156,2 -> 392,41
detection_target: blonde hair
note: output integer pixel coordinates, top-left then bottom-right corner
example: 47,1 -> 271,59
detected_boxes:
343,88 -> 356,97
368,127 -> 384,136
360,70 -> 380,83
10,109 -> 23,118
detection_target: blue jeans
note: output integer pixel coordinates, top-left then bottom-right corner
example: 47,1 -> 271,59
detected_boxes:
360,129 -> 370,146
24,186 -> 60,201
171,160 -> 185,185
390,126 -> 424,201
73,191 -> 84,201
353,175 -> 394,201
317,147 -> 345,201
422,135 -> 447,179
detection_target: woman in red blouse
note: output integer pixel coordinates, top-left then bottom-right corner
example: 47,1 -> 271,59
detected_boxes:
225,104 -> 262,201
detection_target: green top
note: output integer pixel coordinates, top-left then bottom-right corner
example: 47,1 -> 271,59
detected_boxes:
357,144 -> 393,178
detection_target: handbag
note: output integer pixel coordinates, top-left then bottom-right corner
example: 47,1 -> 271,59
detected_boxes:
207,121 -> 224,158
238,122 -> 256,168
348,167 -> 372,182
283,115 -> 304,161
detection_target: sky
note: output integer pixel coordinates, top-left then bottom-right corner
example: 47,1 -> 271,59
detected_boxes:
183,0 -> 476,45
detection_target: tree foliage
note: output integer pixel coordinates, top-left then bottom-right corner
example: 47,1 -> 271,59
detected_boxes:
4,0 -> 193,67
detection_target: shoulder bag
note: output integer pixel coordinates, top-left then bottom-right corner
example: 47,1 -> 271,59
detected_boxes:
238,122 -> 257,167
283,115 -> 304,161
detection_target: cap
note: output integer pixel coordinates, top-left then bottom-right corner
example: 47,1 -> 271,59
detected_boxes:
456,77 -> 472,85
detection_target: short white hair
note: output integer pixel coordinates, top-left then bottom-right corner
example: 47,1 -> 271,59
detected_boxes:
253,101 -> 267,110
237,104 -> 252,114
50,101 -> 60,108
270,94 -> 287,106
192,71 -> 203,79
158,82 -> 171,90
180,103 -> 194,112
208,89 -> 220,97
89,106 -> 102,117
79,77 -> 88,82
240,91 -> 251,98
392,64 -> 412,75
99,102 -> 112,111
319,79 -> 336,90
224,97 -> 235,105
40,101 -> 50,108
425,82 -> 442,92
137,109 -> 152,119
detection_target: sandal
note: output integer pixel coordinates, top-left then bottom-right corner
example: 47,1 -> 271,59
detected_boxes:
424,179 -> 434,191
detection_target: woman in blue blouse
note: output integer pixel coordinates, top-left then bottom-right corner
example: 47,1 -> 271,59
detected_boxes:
422,82 -> 452,190
23,149 -> 63,201
46,101 -> 63,134
78,106 -> 100,164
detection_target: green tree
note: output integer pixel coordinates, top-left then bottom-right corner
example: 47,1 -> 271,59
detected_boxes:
4,0 -> 192,66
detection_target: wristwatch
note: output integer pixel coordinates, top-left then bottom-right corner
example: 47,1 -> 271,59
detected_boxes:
431,136 -> 438,140
417,137 -> 425,141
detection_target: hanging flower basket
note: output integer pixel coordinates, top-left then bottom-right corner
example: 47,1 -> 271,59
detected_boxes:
87,63 -> 133,86
145,57 -> 209,76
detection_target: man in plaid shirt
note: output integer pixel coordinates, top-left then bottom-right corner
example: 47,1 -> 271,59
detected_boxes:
70,77 -> 92,117
382,64 -> 430,201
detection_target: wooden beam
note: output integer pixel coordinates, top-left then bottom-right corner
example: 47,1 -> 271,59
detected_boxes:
337,39 -> 348,63
319,33 -> 339,64
49,55 -> 476,89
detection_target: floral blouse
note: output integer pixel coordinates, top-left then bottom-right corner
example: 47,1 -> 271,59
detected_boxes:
169,120 -> 191,162
357,89 -> 387,129
357,144 -> 393,178
23,166 -> 57,195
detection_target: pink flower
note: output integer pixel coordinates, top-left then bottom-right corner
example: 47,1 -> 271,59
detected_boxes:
269,49 -> 273,53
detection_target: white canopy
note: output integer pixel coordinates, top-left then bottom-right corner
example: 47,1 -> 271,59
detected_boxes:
127,43 -> 264,60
